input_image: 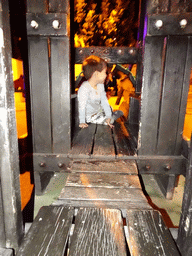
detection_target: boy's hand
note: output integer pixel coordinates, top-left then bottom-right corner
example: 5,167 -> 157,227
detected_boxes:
79,123 -> 88,129
105,118 -> 114,128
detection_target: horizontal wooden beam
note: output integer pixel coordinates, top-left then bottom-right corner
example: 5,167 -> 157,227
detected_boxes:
75,47 -> 139,64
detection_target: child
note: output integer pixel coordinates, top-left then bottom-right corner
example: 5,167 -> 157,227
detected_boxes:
77,55 -> 123,129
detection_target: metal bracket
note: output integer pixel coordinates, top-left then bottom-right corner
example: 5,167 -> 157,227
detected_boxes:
26,13 -> 67,36
137,155 -> 187,176
148,13 -> 192,36
33,153 -> 70,172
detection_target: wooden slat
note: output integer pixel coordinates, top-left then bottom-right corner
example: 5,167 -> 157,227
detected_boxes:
55,199 -> 152,212
54,199 -> 152,211
113,121 -> 135,156
59,187 -> 148,203
157,36 -> 189,155
28,37 -> 52,153
68,208 -> 127,256
69,160 -> 138,174
126,210 -> 180,256
70,124 -> 96,156
175,36 -> 192,154
0,0 -> 23,249
66,173 -> 142,189
17,206 -> 74,256
51,37 -> 71,153
93,125 -> 115,156
138,36 -> 165,155
177,140 -> 192,256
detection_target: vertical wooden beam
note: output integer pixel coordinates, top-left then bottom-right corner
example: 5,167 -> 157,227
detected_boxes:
28,37 -> 52,153
0,0 -> 23,250
177,139 -> 192,255
50,0 -> 71,154
156,36 -> 188,155
138,36 -> 165,155
50,37 -> 71,153
175,36 -> 192,154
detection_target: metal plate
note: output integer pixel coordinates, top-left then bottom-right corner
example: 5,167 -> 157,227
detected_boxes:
26,13 -> 67,36
33,153 -> 70,172
148,13 -> 192,36
137,155 -> 187,175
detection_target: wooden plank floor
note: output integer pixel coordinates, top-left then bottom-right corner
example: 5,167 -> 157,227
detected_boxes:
18,206 -> 180,256
57,159 -> 152,213
70,122 -> 136,158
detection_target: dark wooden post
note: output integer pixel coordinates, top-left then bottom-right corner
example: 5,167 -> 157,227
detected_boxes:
138,0 -> 192,199
177,138 -> 192,256
0,0 -> 23,251
26,0 -> 71,193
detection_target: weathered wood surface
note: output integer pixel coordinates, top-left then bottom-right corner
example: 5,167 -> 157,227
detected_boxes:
0,248 -> 13,256
59,159 -> 151,210
92,124 -> 115,156
113,121 -> 135,156
70,121 -> 137,158
177,139 -> 192,256
17,206 -> 74,256
68,208 -> 127,256
17,206 -> 180,255
70,124 -> 96,156
59,186 -> 148,203
0,0 -> 23,250
66,173 -> 141,188
68,159 -> 138,174
126,210 -> 180,256
53,199 -> 152,212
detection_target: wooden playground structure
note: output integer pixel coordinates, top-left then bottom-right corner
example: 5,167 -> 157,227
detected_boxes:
0,0 -> 192,255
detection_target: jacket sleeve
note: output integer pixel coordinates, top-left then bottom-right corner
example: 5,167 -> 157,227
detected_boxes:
99,84 -> 112,119
77,84 -> 89,124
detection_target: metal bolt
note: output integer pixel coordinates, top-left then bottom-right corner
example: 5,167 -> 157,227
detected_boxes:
58,162 -> 64,168
39,162 -> 46,167
79,49 -> 83,54
90,49 -> 94,53
117,49 -> 122,54
52,20 -> 60,29
31,20 -> 39,29
164,164 -> 171,171
129,49 -> 134,54
155,20 -> 163,29
180,19 -> 187,29
145,165 -> 151,171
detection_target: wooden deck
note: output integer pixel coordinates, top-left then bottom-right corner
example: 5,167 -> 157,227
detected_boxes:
55,159 -> 151,215
69,122 -> 136,158
17,206 -> 180,256
17,123 -> 181,255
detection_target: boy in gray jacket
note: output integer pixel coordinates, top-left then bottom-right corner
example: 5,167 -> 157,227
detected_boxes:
78,55 -> 123,129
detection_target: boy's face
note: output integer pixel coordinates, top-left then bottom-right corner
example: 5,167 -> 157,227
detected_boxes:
95,67 -> 107,84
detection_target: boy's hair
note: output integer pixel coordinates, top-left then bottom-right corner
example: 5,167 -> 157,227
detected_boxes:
82,55 -> 107,80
